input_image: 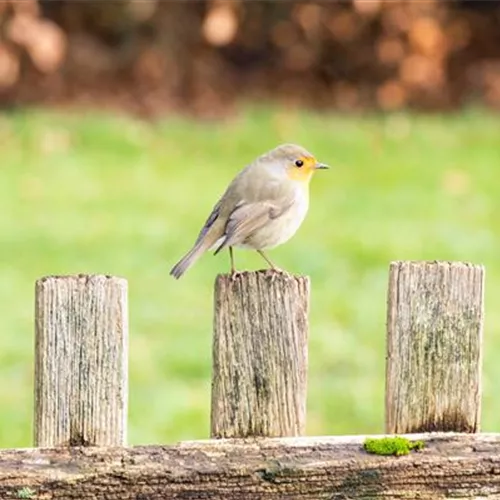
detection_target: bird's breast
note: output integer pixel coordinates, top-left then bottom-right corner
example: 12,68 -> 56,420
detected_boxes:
239,187 -> 309,250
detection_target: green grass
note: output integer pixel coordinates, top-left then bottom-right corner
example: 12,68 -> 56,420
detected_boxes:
1,106 -> 499,446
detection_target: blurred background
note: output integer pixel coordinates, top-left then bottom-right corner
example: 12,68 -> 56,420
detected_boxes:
1,0 -> 500,447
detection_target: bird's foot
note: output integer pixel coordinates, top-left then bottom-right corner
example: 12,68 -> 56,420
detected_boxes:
266,267 -> 286,283
230,269 -> 243,282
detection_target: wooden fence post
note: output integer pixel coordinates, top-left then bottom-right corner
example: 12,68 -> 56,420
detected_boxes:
211,271 -> 309,438
34,274 -> 128,447
386,261 -> 484,434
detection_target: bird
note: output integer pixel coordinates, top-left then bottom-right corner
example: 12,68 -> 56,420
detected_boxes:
170,143 -> 328,279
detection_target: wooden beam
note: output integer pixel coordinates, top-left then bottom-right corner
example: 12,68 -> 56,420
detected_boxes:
34,275 -> 128,447
1,433 -> 500,499
386,261 -> 484,434
211,271 -> 310,438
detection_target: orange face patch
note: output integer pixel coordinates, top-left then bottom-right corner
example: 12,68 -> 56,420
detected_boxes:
286,156 -> 317,182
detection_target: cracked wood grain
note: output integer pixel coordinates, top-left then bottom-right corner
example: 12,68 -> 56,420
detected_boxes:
386,261 -> 484,434
34,274 -> 128,447
1,433 -> 500,499
211,271 -> 310,438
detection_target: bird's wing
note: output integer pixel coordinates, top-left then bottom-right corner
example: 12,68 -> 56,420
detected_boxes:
193,200 -> 222,246
213,198 -> 294,254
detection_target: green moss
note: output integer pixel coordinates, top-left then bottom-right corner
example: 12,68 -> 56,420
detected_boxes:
17,487 -> 35,499
363,436 -> 425,456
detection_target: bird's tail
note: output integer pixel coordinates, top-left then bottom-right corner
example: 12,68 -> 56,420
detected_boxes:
170,241 -> 207,279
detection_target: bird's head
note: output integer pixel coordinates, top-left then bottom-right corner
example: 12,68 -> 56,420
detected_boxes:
263,143 -> 329,183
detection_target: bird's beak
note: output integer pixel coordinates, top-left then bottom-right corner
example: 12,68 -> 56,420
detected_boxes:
315,162 -> 329,170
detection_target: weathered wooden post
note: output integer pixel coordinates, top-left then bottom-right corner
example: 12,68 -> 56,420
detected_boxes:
34,274 -> 128,447
211,271 -> 309,438
386,261 -> 484,434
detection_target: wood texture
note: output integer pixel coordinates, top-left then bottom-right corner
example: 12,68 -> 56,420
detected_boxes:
211,271 -> 309,438
386,261 -> 484,434
34,275 -> 128,447
1,433 -> 500,498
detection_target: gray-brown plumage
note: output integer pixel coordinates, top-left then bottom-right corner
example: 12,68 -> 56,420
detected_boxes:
170,144 -> 328,278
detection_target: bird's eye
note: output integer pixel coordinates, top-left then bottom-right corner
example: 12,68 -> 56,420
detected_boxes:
295,159 -> 304,168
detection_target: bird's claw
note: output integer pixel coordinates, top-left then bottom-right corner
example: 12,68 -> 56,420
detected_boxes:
230,270 -> 242,282
267,267 -> 285,283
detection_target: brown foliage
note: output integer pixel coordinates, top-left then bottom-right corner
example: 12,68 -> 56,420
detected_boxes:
1,0 -> 500,115
0,0 -> 65,85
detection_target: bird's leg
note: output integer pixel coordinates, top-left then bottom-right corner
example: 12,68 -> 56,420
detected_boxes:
229,247 -> 241,281
257,250 -> 284,280
230,247 -> 235,273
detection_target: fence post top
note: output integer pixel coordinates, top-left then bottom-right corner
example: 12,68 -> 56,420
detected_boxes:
389,260 -> 484,269
36,274 -> 128,285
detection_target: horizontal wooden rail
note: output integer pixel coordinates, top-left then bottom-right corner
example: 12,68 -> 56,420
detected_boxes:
1,433 -> 500,499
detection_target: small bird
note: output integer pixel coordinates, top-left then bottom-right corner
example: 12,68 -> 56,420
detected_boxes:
170,143 -> 328,279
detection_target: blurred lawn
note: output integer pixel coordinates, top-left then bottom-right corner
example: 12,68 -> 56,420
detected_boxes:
1,106 -> 499,447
